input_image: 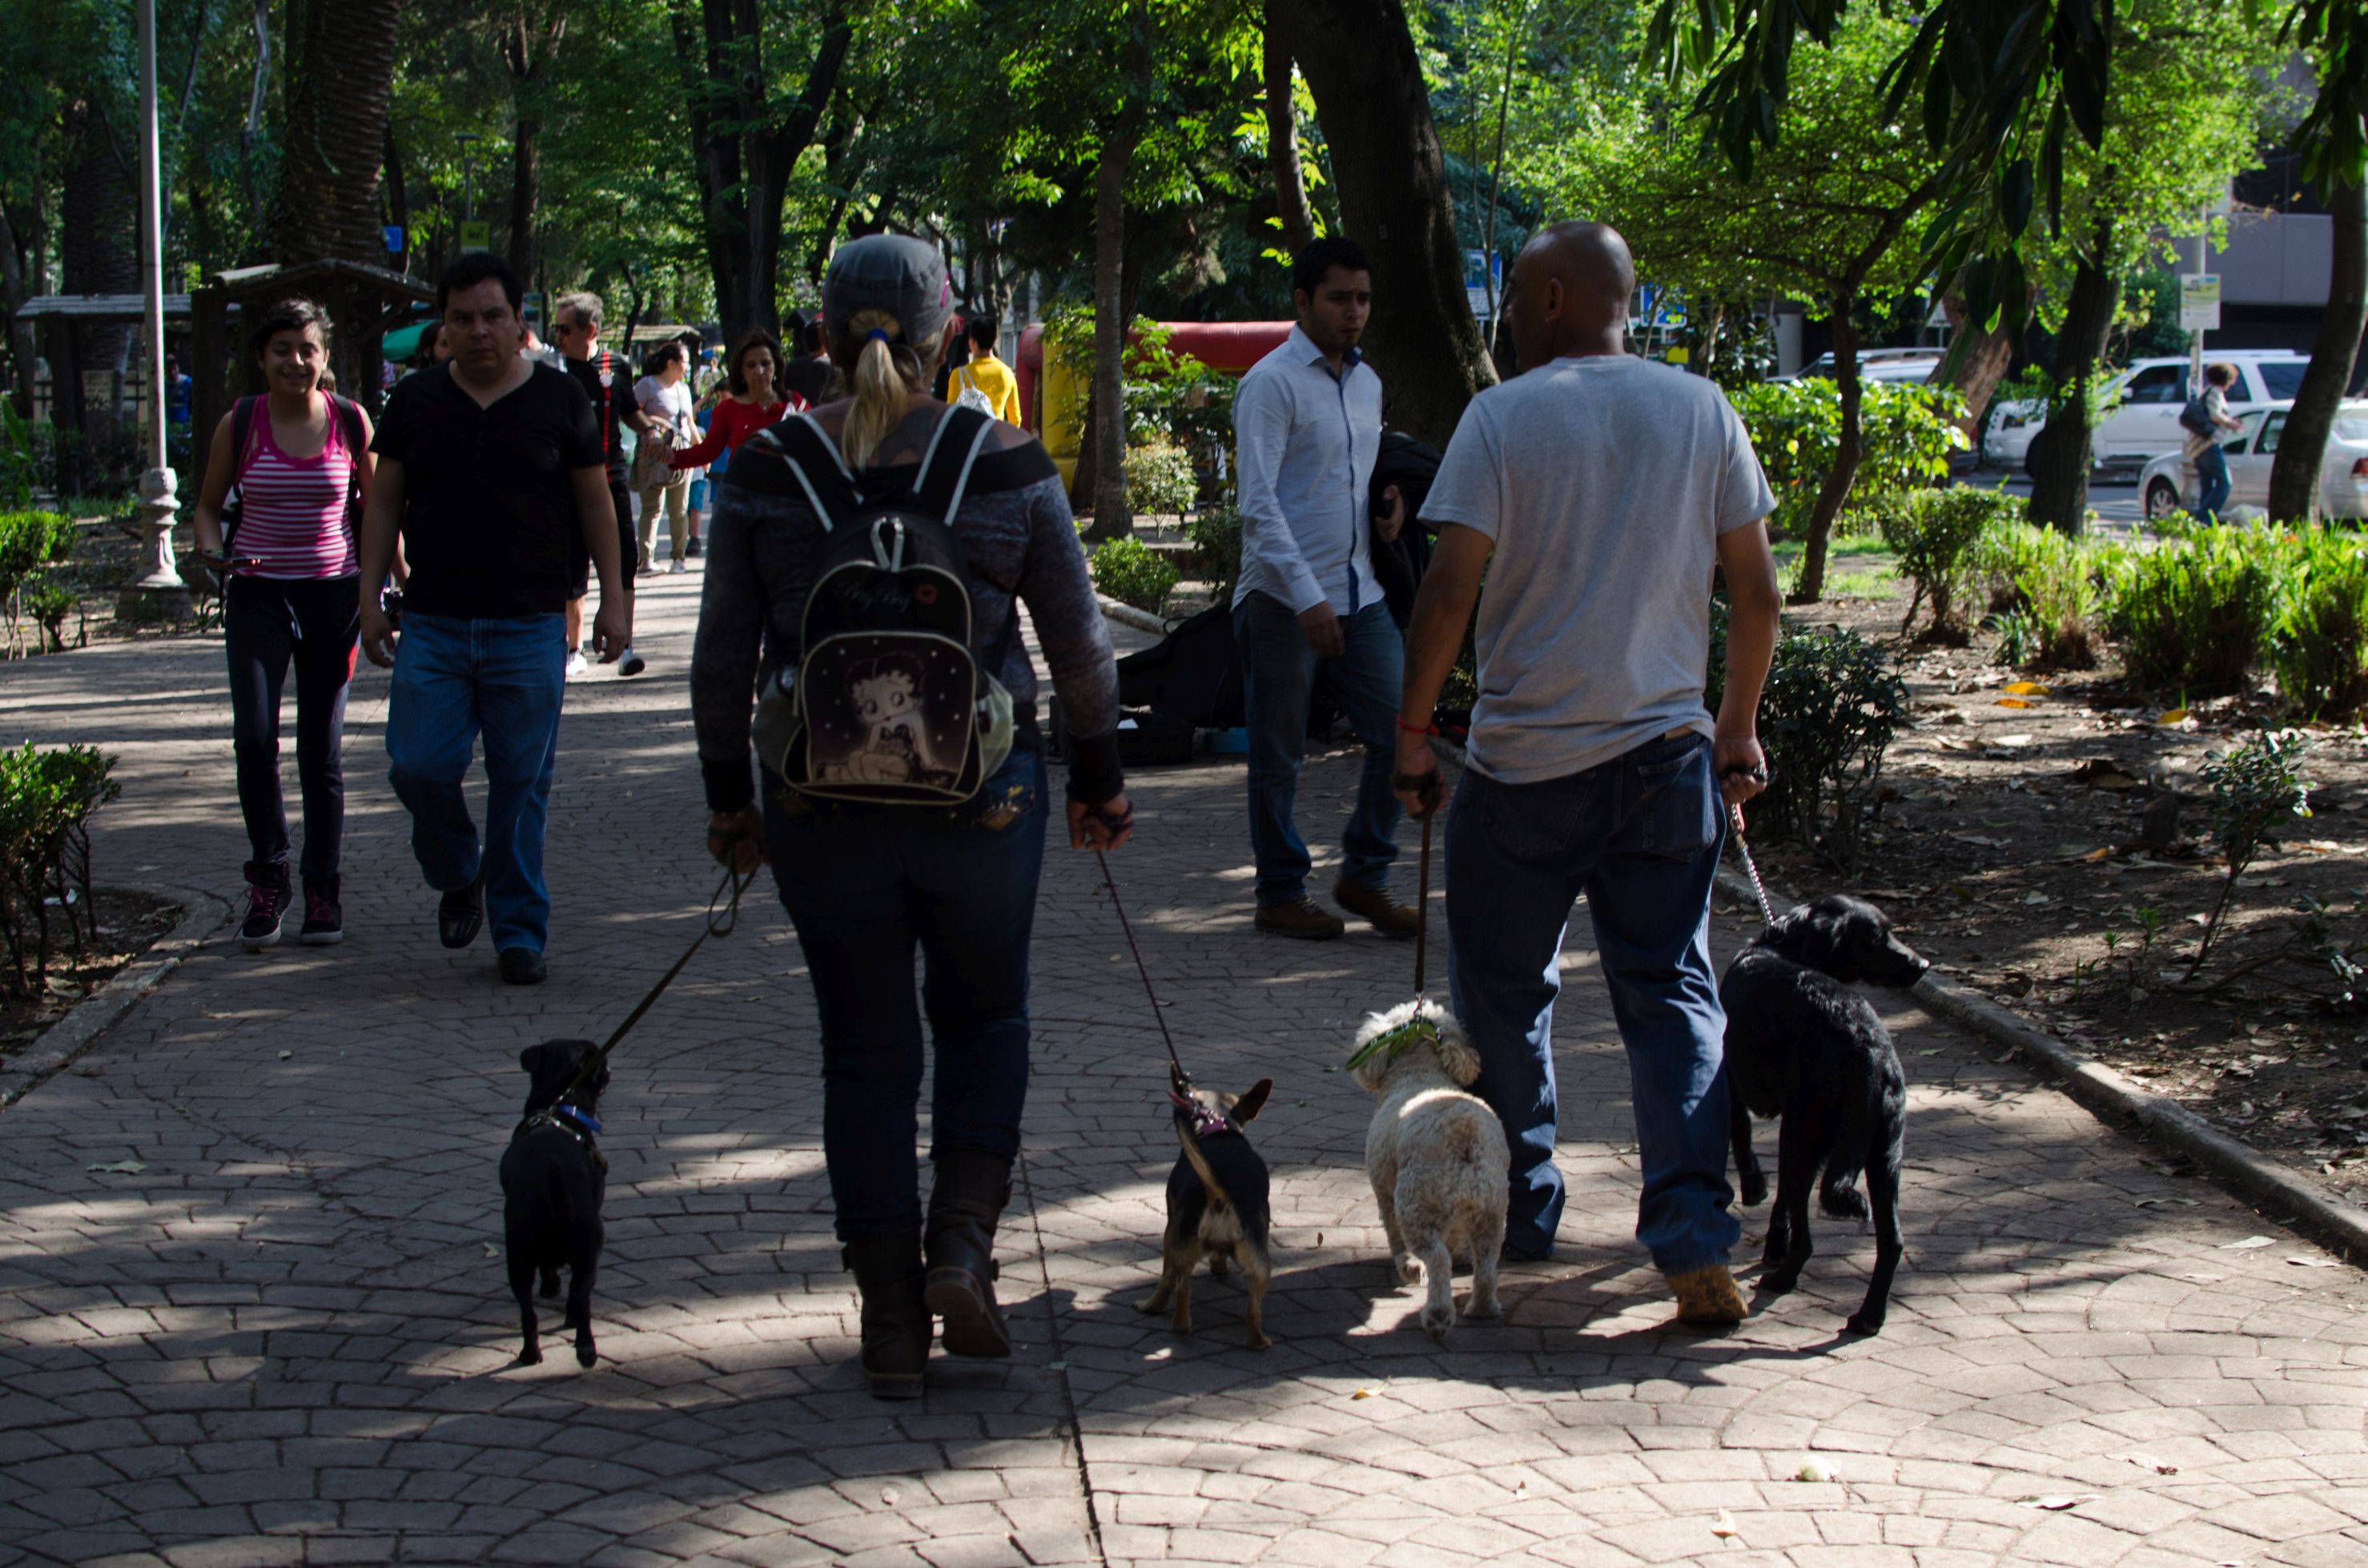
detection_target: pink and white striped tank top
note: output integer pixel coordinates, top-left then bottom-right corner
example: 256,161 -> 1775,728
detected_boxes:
233,396 -> 360,580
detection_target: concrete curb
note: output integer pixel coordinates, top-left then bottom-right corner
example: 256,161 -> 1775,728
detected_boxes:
1096,595 -> 1171,637
0,883 -> 230,1109
1713,863 -> 2368,1264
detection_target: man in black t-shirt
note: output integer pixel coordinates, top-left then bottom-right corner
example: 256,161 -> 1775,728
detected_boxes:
356,253 -> 630,987
553,290 -> 652,678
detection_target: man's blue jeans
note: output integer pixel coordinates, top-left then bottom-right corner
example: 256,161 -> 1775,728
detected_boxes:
2193,444 -> 2232,521
1234,592 -> 1404,907
1445,730 -> 1740,1274
385,613 -> 566,955
762,752 -> 1048,1244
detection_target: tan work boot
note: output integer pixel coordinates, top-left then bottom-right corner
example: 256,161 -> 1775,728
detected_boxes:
1333,878 -> 1421,939
1256,898 -> 1345,940
1668,1264 -> 1747,1325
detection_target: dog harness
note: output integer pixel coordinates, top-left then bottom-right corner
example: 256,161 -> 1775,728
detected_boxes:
515,1102 -> 609,1174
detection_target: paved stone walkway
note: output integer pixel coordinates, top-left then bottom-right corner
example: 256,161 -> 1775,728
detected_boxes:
2,566 -> 2366,1567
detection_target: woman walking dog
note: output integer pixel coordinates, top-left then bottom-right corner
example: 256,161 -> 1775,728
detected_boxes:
691,235 -> 1132,1399
191,296 -> 375,951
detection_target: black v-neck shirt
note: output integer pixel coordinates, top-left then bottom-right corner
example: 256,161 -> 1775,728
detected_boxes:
372,361 -> 602,618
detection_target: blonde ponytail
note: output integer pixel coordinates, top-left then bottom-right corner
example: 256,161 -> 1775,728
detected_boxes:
841,309 -> 922,468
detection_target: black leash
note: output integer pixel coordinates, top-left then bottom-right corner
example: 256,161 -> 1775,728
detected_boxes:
1092,846 -> 1186,1080
546,861 -> 754,1110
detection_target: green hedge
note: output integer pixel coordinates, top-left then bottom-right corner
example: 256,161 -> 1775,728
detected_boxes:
0,742 -> 119,995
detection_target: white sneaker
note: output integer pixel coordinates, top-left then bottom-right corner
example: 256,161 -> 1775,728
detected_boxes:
565,650 -> 589,678
619,646 -> 646,678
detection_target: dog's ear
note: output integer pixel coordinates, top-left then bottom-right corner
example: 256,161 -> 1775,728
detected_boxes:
519,1043 -> 549,1075
1435,1026 -> 1484,1088
1232,1078 -> 1272,1124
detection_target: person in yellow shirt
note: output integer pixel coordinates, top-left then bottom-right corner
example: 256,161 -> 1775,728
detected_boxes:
947,314 -> 1023,424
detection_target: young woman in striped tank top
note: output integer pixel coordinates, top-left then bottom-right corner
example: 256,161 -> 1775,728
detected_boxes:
191,296 -> 378,951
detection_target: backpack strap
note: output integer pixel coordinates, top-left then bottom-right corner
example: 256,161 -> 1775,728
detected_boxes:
910,406 -> 995,528
757,412 -> 864,533
328,394 -> 367,533
222,396 -> 262,549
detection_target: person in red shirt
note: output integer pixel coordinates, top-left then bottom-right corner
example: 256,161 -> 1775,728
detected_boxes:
670,329 -> 802,481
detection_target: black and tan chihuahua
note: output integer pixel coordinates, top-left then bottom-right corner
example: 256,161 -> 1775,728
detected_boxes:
1144,1063 -> 1276,1349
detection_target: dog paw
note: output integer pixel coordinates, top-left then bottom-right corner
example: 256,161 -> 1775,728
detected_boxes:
517,1345 -> 542,1366
1760,1269 -> 1800,1296
1465,1293 -> 1501,1321
1244,1329 -> 1271,1351
1420,1307 -> 1455,1341
1394,1255 -> 1422,1285
1842,1312 -> 1884,1337
1738,1172 -> 1768,1207
575,1341 -> 597,1368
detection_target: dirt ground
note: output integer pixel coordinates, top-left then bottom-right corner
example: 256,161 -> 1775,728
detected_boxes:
1754,545 -> 2368,1204
1,887 -> 183,1060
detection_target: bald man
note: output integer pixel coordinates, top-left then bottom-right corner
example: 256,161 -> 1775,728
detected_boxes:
1392,223 -> 1784,1325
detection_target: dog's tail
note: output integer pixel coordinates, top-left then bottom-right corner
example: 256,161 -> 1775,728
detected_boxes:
1176,1122 -> 1233,1212
1819,1079 -> 1878,1220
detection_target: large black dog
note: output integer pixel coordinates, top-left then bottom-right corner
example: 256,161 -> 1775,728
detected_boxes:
499,1039 -> 610,1367
1721,895 -> 1928,1336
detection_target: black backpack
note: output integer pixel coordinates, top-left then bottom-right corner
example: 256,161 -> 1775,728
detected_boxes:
220,393 -> 368,555
733,406 -> 1016,805
2179,393 -> 2219,437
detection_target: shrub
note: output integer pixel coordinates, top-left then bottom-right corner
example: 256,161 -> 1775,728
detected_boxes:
23,584 -> 78,653
1974,521 -> 2097,669
1124,439 -> 1197,517
2267,528 -> 2368,718
1089,534 -> 1179,615
2189,728 -> 2311,975
2097,525 -> 2273,694
1880,487 -> 2020,637
0,742 -> 120,995
0,509 -> 75,657
1748,627 -> 1911,870
1729,379 -> 1969,540
1184,506 -> 1242,593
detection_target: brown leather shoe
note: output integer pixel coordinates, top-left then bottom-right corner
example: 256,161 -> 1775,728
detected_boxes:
1333,879 -> 1421,939
1668,1264 -> 1747,1325
1255,898 -> 1345,940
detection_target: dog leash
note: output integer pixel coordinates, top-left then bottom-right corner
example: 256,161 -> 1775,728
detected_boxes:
545,860 -> 754,1110
1090,842 -> 1229,1137
1413,812 -> 1432,996
1727,803 -> 1776,928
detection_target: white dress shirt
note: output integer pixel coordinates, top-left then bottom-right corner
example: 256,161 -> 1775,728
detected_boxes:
1231,325 -> 1384,617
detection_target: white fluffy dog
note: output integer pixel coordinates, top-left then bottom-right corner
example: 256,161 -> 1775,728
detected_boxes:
1351,998 -> 1509,1339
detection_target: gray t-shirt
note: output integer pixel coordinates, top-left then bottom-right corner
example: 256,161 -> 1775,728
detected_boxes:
1421,355 -> 1775,785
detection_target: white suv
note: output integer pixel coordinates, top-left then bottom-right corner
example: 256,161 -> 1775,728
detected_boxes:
1985,351 -> 2312,474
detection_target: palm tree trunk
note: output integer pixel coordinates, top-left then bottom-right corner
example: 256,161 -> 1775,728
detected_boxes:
271,0 -> 400,265
2269,175 -> 2366,523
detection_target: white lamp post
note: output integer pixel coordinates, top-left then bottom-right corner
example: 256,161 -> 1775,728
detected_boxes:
128,0 -> 182,592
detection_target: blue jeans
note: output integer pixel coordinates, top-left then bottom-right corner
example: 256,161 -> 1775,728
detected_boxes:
1234,592 -> 1404,906
762,752 -> 1048,1244
2193,444 -> 2232,520
384,613 -> 566,954
1445,731 -> 1740,1273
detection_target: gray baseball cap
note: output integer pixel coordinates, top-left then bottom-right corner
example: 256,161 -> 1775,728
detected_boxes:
822,235 -> 954,349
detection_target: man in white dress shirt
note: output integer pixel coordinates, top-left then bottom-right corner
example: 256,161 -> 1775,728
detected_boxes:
1232,237 -> 1415,941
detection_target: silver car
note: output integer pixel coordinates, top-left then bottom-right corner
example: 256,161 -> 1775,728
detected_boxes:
2137,400 -> 2368,523
1988,352 -> 2313,472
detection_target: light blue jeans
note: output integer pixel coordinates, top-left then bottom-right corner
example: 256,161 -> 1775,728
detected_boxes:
1445,731 -> 1740,1273
1233,592 -> 1404,907
385,613 -> 567,954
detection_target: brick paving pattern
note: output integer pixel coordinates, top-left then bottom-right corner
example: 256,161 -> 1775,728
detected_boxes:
2,569 -> 2364,1566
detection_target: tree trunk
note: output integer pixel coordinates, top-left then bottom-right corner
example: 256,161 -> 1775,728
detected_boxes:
1261,11 -> 1314,259
0,203 -> 34,419
59,97 -> 136,472
1082,115 -> 1140,540
383,125 -> 409,274
2030,245 -> 2120,533
1267,0 -> 1494,447
2269,175 -> 2367,523
1938,276 -> 2027,449
271,0 -> 400,265
505,118 -> 541,283
1793,304 -> 1860,602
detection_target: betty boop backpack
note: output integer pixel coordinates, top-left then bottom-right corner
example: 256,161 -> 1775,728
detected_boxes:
737,405 -> 1016,805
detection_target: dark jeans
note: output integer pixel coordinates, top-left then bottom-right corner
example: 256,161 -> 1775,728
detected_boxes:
567,481 -> 637,603
223,575 -> 360,882
1233,592 -> 1404,906
762,751 -> 1049,1244
1445,731 -> 1740,1273
384,613 -> 567,954
2193,444 -> 2232,521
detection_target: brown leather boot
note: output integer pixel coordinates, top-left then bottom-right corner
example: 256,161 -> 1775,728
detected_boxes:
1254,897 -> 1345,940
1668,1264 -> 1747,1325
1333,879 -> 1421,939
843,1229 -> 929,1399
924,1150 -> 1013,1358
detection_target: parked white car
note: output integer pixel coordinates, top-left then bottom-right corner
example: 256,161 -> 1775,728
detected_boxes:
2137,400 -> 2368,522
1986,351 -> 2314,472
1786,348 -> 1945,384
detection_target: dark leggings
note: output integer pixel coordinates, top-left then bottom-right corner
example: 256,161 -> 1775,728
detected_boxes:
225,575 -> 360,882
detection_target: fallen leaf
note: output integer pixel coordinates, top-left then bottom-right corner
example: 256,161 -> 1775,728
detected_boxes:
1952,833 -> 2009,848
2017,1495 -> 2098,1510
2158,709 -> 2189,724
2220,1236 -> 2276,1250
482,1243 -> 499,1258
880,1486 -> 899,1506
1996,697 -> 2038,709
1711,1509 -> 1739,1538
2054,845 -> 2116,862
2287,1256 -> 2339,1268
1795,1459 -> 1835,1483
85,1160 -> 144,1175
2004,681 -> 2052,696
2134,1197 -> 2201,1208
1046,1361 -> 1067,1370
1916,1047 -> 1945,1056
1989,733 -> 2036,747
2023,892 -> 2051,905
277,1050 -> 291,1060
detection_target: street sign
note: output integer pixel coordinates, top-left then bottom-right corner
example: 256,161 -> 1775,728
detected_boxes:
2181,273 -> 2221,331
382,225 -> 404,254
1464,249 -> 1502,317
459,220 -> 491,253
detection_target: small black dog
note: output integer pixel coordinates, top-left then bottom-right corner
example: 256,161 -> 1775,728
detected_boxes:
499,1039 -> 610,1367
1144,1063 -> 1275,1349
1721,895 -> 1928,1336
